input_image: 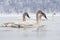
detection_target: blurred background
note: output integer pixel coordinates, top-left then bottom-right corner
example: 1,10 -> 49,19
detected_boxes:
0,0 -> 60,14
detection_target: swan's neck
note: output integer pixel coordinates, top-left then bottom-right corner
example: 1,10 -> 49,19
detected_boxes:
23,14 -> 26,21
36,13 -> 42,24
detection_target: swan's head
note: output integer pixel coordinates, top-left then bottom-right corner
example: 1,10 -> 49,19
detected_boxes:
42,12 -> 47,19
23,12 -> 30,19
37,10 -> 47,19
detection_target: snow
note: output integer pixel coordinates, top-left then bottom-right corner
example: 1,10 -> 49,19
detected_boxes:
0,14 -> 60,40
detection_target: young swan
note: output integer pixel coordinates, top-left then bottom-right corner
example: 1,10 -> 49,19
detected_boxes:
36,10 -> 47,31
3,12 -> 31,28
20,12 -> 32,28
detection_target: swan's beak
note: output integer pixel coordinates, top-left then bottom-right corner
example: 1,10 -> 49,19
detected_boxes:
27,15 -> 30,19
28,16 -> 30,19
43,14 -> 47,19
44,15 -> 47,19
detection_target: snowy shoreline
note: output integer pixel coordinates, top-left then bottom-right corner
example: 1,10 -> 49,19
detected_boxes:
0,13 -> 60,17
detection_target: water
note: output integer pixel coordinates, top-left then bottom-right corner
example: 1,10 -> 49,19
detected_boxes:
0,16 -> 60,40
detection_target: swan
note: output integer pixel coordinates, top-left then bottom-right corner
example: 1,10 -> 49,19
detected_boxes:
35,10 -> 47,31
3,12 -> 32,28
19,12 -> 32,28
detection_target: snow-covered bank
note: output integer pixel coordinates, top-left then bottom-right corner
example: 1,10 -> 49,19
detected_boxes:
0,13 -> 60,17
